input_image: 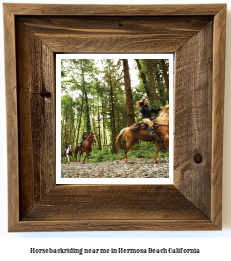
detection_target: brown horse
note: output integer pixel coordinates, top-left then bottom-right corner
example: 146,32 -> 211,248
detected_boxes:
115,105 -> 169,163
75,132 -> 97,163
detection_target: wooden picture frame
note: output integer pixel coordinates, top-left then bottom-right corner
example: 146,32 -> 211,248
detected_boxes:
4,4 -> 226,232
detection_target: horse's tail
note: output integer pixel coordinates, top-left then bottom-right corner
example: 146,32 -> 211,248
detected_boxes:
115,127 -> 129,151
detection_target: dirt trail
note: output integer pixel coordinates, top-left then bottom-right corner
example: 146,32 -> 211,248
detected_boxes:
61,158 -> 169,178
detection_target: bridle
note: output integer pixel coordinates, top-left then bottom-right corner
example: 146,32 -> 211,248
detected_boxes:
87,134 -> 96,142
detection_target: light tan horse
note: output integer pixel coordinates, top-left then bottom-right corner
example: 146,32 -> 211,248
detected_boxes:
115,105 -> 169,163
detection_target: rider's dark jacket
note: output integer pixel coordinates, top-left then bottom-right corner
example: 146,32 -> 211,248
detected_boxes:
82,134 -> 88,140
139,105 -> 161,119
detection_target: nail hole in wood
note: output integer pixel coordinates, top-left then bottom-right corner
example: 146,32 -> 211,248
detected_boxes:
119,23 -> 122,27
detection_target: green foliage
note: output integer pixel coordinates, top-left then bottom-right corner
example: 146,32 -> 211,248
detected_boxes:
128,142 -> 169,159
87,142 -> 169,163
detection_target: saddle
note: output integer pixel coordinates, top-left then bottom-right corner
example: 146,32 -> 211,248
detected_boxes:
130,117 -> 169,138
78,140 -> 85,146
130,117 -> 156,131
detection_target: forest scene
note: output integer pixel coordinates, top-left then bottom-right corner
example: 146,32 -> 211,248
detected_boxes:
61,58 -> 170,172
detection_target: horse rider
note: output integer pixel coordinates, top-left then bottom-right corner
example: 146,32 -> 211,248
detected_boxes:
63,141 -> 70,156
79,131 -> 88,146
136,98 -> 163,137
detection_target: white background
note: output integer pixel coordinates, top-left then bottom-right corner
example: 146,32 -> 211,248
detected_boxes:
1,0 -> 231,260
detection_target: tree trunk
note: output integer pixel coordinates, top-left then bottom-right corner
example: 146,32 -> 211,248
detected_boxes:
109,77 -> 116,153
135,59 -> 154,106
122,59 -> 135,126
145,59 -> 158,103
97,106 -> 102,150
69,100 -> 73,144
155,65 -> 166,105
103,113 -> 107,146
81,61 -> 91,135
76,95 -> 84,144
160,59 -> 169,91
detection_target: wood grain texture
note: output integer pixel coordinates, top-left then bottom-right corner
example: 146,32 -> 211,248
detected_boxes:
14,185 -> 218,231
18,16 -> 213,53
211,5 -> 226,228
16,19 -> 56,219
4,3 -> 226,231
11,220 -> 218,232
3,3 -> 225,16
22,185 -> 207,221
174,22 -> 213,218
3,4 -> 20,231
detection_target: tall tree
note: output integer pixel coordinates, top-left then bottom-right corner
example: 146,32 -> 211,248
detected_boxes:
135,59 -> 155,106
103,59 -> 125,153
82,71 -> 91,134
122,59 -> 135,126
152,60 -> 168,106
145,59 -> 158,103
75,95 -> 84,144
61,59 -> 98,137
97,106 -> 102,150
160,59 -> 169,91
61,94 -> 76,152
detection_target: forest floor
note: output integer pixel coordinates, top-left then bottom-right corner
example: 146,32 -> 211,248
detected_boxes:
61,158 -> 169,178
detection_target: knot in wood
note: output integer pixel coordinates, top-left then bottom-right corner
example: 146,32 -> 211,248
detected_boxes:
194,153 -> 202,164
40,90 -> 52,99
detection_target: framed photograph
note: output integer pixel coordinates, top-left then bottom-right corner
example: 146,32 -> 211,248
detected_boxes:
56,53 -> 174,185
4,3 -> 226,231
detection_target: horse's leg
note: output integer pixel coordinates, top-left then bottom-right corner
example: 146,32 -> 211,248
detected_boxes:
122,138 -> 139,163
165,137 -> 169,148
79,151 -> 83,162
162,133 -> 169,151
86,151 -> 89,163
154,141 -> 162,163
82,149 -> 87,164
83,155 -> 87,164
77,150 -> 82,163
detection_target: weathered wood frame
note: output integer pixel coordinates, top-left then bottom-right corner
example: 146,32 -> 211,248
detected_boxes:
4,4 -> 226,232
